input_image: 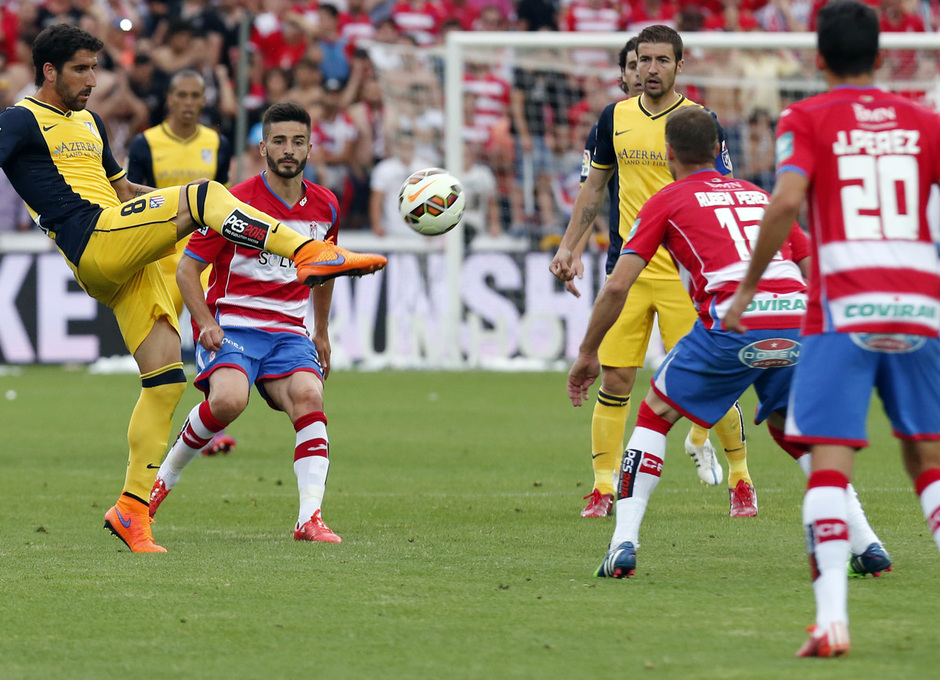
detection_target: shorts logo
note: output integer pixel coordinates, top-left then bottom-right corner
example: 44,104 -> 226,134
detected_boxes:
221,209 -> 270,249
813,518 -> 848,543
738,338 -> 801,368
850,333 -> 926,353
638,453 -> 664,477
149,195 -> 165,209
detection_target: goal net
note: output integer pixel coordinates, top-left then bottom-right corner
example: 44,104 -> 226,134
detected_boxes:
346,31 -> 940,370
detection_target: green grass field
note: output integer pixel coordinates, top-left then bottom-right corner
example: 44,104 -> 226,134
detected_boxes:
0,366 -> 936,679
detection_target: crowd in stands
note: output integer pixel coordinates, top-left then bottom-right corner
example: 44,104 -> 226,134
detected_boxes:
1,0 -> 938,242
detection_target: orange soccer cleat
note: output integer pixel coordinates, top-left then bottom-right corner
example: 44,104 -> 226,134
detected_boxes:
103,495 -> 166,553
293,240 -> 386,287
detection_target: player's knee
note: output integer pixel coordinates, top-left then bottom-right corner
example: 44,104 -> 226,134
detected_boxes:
290,381 -> 324,414
208,391 -> 248,423
601,366 -> 636,395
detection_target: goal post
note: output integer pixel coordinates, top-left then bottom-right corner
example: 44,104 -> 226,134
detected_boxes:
358,31 -> 940,369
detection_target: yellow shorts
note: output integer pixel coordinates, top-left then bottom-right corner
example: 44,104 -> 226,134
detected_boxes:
67,187 -> 183,354
597,275 -> 697,368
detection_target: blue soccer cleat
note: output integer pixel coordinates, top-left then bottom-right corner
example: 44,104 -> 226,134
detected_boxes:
848,542 -> 892,578
595,541 -> 637,579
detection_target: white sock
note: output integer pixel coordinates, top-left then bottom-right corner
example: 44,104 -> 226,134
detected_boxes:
917,474 -> 940,551
803,476 -> 850,630
845,483 -> 880,554
293,412 -> 330,524
611,427 -> 666,548
159,402 -> 223,488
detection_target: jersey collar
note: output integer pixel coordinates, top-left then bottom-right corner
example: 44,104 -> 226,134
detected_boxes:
638,93 -> 686,120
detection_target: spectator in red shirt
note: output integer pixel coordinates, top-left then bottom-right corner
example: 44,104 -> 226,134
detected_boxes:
338,0 -> 376,48
390,0 -> 444,46
703,0 -> 761,30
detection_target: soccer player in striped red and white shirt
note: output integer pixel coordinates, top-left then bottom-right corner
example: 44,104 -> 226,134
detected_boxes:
725,0 -> 940,658
569,105 -> 831,581
149,103 -> 344,543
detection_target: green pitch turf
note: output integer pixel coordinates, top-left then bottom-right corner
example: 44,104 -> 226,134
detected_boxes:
0,366 -> 936,679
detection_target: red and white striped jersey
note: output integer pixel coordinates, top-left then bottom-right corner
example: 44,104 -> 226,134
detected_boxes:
184,173 -> 339,335
390,0 -> 443,45
623,169 -> 808,330
776,85 -> 940,336
463,71 -> 511,130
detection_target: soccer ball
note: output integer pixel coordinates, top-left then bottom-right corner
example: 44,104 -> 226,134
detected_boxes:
398,168 -> 466,236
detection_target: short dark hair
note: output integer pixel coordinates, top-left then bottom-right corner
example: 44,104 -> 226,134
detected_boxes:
32,24 -> 103,87
636,25 -> 683,62
168,69 -> 204,92
817,0 -> 879,77
665,107 -> 718,165
261,102 -> 311,140
618,37 -> 638,72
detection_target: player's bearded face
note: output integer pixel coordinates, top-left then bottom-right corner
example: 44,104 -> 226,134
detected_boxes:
53,51 -> 97,111
265,142 -> 309,178
638,43 -> 682,101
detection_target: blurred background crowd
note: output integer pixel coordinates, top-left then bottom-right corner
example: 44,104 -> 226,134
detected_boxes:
1,0 -> 938,245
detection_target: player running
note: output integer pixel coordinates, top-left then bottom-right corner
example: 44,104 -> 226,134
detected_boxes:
552,26 -> 755,519
569,106 -> 885,584
0,24 -> 385,552
150,103 -> 344,542
724,0 -> 940,657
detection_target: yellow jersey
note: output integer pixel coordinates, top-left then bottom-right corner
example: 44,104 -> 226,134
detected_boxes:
126,122 -> 230,189
590,94 -> 733,279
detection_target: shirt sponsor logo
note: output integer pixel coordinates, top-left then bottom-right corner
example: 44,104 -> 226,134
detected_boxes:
844,302 -> 936,321
849,333 -> 926,353
851,103 -> 896,123
738,337 -> 801,368
744,297 -> 806,314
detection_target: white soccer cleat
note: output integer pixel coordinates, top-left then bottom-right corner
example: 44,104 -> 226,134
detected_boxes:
685,433 -> 723,486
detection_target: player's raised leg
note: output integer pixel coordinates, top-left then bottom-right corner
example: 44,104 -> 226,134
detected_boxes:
179,181 -> 386,286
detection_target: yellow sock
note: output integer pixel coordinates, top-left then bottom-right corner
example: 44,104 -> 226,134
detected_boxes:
688,423 -> 709,448
187,181 -> 309,259
124,363 -> 187,502
591,390 -> 631,495
713,402 -> 751,487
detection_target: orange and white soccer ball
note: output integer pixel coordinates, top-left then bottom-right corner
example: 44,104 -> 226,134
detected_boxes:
398,168 -> 466,236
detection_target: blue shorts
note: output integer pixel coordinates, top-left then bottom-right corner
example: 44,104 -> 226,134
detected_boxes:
650,323 -> 801,427
194,326 -> 322,411
786,332 -> 940,446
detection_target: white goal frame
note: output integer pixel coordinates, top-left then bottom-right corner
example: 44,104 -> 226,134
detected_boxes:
439,30 -> 940,367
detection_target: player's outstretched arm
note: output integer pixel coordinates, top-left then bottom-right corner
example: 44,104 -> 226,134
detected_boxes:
177,254 -> 222,351
724,172 -> 808,333
550,165 -> 613,283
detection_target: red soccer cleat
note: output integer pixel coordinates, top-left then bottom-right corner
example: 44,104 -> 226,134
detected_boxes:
581,489 -> 614,517
202,431 -> 236,456
729,479 -> 758,517
149,477 -> 171,518
294,510 -> 342,543
796,623 -> 850,658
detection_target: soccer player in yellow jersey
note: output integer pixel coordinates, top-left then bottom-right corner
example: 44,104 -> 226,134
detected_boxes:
0,24 -> 385,552
127,70 -> 237,456
551,25 -> 757,518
